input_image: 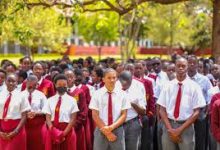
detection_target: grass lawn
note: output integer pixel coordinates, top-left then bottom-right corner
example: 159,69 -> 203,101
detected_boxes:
0,53 -> 210,65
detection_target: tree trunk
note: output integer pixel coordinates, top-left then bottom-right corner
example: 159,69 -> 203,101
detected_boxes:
212,0 -> 220,59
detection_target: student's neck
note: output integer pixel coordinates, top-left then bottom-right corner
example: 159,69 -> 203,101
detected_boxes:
176,74 -> 186,82
106,86 -> 115,92
58,93 -> 65,96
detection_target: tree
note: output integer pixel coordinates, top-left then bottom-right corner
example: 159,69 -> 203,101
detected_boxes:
4,0 -> 217,59
0,0 -> 72,55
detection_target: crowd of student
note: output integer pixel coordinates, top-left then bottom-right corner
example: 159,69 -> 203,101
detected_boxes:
0,54 -> 220,150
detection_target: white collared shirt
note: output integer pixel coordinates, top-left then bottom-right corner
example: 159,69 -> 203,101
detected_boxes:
208,86 -> 220,104
68,85 -> 77,93
124,81 -> 146,121
86,84 -> 95,96
0,83 -> 6,93
21,89 -> 47,113
190,73 -> 213,103
89,86 -> 131,125
0,89 -> 31,119
42,93 -> 79,123
157,77 -> 206,121
154,71 -> 169,99
115,79 -> 146,101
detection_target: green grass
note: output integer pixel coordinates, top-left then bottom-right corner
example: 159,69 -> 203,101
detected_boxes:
0,53 -> 211,65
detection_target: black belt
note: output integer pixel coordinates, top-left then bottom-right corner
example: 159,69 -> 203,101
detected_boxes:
123,117 -> 139,125
168,118 -> 186,124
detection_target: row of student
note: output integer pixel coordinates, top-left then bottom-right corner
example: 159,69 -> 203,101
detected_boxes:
1,54 -> 220,150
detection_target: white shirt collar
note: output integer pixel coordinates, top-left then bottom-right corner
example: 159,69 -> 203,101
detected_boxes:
38,77 -> 43,85
102,85 -> 117,94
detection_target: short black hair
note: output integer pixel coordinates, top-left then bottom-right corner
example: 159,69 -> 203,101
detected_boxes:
103,68 -> 116,77
20,56 -> 32,64
17,70 -> 27,80
49,66 -> 62,73
53,74 -> 67,84
94,67 -> 103,78
74,68 -> 83,76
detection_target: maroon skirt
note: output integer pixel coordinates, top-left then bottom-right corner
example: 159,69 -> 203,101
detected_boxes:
75,126 -> 86,150
26,116 -> 45,150
0,119 -> 26,150
43,122 -> 77,150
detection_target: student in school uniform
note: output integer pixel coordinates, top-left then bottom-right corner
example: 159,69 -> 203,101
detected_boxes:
74,68 -> 93,150
157,57 -> 206,150
187,55 -> 213,150
22,75 -> 47,150
89,68 -> 131,150
0,73 -> 31,150
42,74 -> 79,150
210,99 -> 220,150
91,67 -> 105,90
21,61 -> 55,98
19,56 -> 33,76
133,62 -> 155,150
119,71 -> 146,150
64,69 -> 88,150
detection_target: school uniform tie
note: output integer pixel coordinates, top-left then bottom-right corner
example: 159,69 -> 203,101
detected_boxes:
3,93 -> 12,119
54,96 -> 62,126
28,92 -> 32,104
174,83 -> 182,119
107,92 -> 113,125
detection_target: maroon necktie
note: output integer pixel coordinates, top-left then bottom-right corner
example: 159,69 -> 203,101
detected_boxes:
28,92 -> 32,104
174,83 -> 182,119
3,93 -> 12,119
54,96 -> 62,126
108,92 -> 113,125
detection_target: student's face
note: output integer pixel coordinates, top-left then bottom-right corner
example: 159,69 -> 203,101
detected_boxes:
166,64 -> 176,80
27,80 -> 38,91
152,60 -> 162,74
134,63 -> 143,77
64,71 -> 75,87
6,75 -> 18,92
6,65 -> 16,74
103,71 -> 117,89
175,60 -> 188,76
55,79 -> 67,94
120,80 -> 131,90
0,72 -> 6,85
198,62 -> 204,74
33,64 -> 44,80
187,57 -> 198,71
75,75 -> 82,86
125,65 -> 134,75
211,64 -> 220,78
91,71 -> 99,83
21,58 -> 31,71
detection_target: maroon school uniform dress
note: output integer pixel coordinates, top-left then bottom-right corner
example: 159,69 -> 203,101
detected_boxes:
79,84 -> 93,150
134,77 -> 155,125
209,93 -> 220,115
24,90 -> 47,150
0,90 -> 31,150
68,87 -> 88,150
43,94 -> 78,150
22,78 -> 55,98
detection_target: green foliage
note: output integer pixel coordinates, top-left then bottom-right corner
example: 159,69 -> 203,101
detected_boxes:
75,11 -> 119,44
0,0 -> 71,52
